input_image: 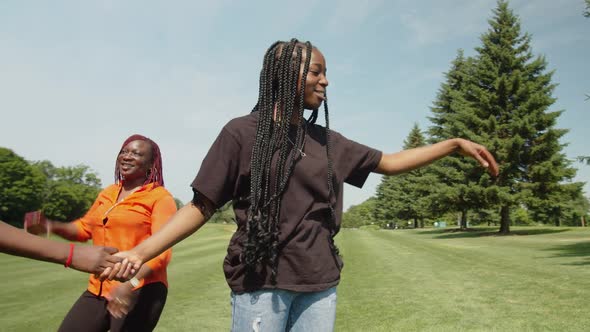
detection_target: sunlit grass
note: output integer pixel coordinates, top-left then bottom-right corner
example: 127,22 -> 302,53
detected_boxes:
1,225 -> 589,331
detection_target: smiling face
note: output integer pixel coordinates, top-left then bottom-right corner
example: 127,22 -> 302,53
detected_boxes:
117,140 -> 153,183
302,47 -> 329,110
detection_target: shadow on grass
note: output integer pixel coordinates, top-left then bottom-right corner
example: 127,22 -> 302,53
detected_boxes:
416,227 -> 569,239
544,241 -> 590,266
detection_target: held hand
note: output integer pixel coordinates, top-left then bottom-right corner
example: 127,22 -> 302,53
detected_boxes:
70,246 -> 123,274
106,282 -> 138,319
99,251 -> 143,281
455,138 -> 499,177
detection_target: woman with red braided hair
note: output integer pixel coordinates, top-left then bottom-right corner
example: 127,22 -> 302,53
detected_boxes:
31,134 -> 176,332
106,39 -> 499,331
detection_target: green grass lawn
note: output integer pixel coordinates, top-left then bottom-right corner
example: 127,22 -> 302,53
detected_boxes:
1,224 -> 589,331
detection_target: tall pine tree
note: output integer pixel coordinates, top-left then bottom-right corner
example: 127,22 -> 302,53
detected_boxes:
466,1 -> 580,232
428,50 -> 494,229
375,124 -> 435,228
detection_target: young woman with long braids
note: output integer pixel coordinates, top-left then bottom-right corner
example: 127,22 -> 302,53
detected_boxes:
104,39 -> 499,331
29,134 -> 177,332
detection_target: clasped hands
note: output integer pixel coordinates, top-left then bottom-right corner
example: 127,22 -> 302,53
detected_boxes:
97,251 -> 143,282
94,251 -> 143,317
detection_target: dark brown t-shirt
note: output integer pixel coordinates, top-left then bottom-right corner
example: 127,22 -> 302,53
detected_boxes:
191,112 -> 382,293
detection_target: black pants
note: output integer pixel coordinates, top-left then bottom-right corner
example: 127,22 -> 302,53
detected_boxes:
57,282 -> 168,332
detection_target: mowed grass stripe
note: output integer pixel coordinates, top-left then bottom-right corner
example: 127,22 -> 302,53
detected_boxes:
1,224 -> 590,331
382,230 -> 554,331
337,228 -> 590,332
1,232 -> 91,332
0,223 -> 235,332
337,229 -> 473,331
0,260 -> 88,331
156,223 -> 234,331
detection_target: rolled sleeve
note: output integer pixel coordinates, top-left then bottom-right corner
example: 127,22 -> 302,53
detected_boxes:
71,198 -> 103,242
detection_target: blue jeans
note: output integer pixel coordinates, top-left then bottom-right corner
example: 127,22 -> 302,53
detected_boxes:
230,287 -> 337,332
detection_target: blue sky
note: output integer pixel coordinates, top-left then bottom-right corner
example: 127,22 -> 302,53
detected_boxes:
1,0 -> 588,209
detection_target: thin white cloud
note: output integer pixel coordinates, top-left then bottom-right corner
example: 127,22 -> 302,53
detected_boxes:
325,0 -> 386,33
398,0 -> 490,47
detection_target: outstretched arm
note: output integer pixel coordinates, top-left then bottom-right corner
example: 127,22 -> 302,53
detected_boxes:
25,211 -> 88,242
103,201 -> 211,280
374,138 -> 499,176
0,221 -> 121,273
46,221 -> 82,241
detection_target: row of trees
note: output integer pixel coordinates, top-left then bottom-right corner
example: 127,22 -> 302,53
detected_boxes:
1,147 -> 189,226
0,147 -> 102,225
344,1 -> 588,233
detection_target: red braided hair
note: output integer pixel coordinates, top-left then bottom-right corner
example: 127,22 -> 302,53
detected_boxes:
114,134 -> 164,187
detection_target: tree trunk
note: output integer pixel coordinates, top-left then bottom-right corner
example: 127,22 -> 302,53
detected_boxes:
413,217 -> 418,228
499,205 -> 510,234
582,216 -> 586,227
554,207 -> 561,227
460,210 -> 468,229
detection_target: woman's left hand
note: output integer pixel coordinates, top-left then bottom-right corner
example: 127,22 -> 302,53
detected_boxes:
106,282 -> 138,319
455,138 -> 499,177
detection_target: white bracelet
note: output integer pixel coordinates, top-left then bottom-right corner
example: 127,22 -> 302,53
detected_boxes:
129,277 -> 140,288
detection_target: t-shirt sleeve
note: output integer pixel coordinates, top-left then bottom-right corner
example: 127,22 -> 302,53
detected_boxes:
191,127 -> 241,208
332,131 -> 382,188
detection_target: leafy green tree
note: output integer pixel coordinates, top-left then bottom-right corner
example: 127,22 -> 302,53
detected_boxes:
585,0 -> 590,17
34,162 -> 102,222
0,148 -> 46,225
560,194 -> 589,226
342,197 -> 378,228
375,124 -> 435,228
209,202 -> 235,224
471,207 -> 500,226
523,182 -> 584,227
464,1 -> 580,232
511,206 -> 533,226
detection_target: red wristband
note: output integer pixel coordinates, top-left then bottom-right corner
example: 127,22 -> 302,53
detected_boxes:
64,243 -> 75,268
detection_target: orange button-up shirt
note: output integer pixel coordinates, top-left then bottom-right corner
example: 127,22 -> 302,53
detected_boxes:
73,182 -> 176,297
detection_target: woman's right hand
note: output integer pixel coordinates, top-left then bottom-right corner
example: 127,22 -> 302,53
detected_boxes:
100,251 -> 143,281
